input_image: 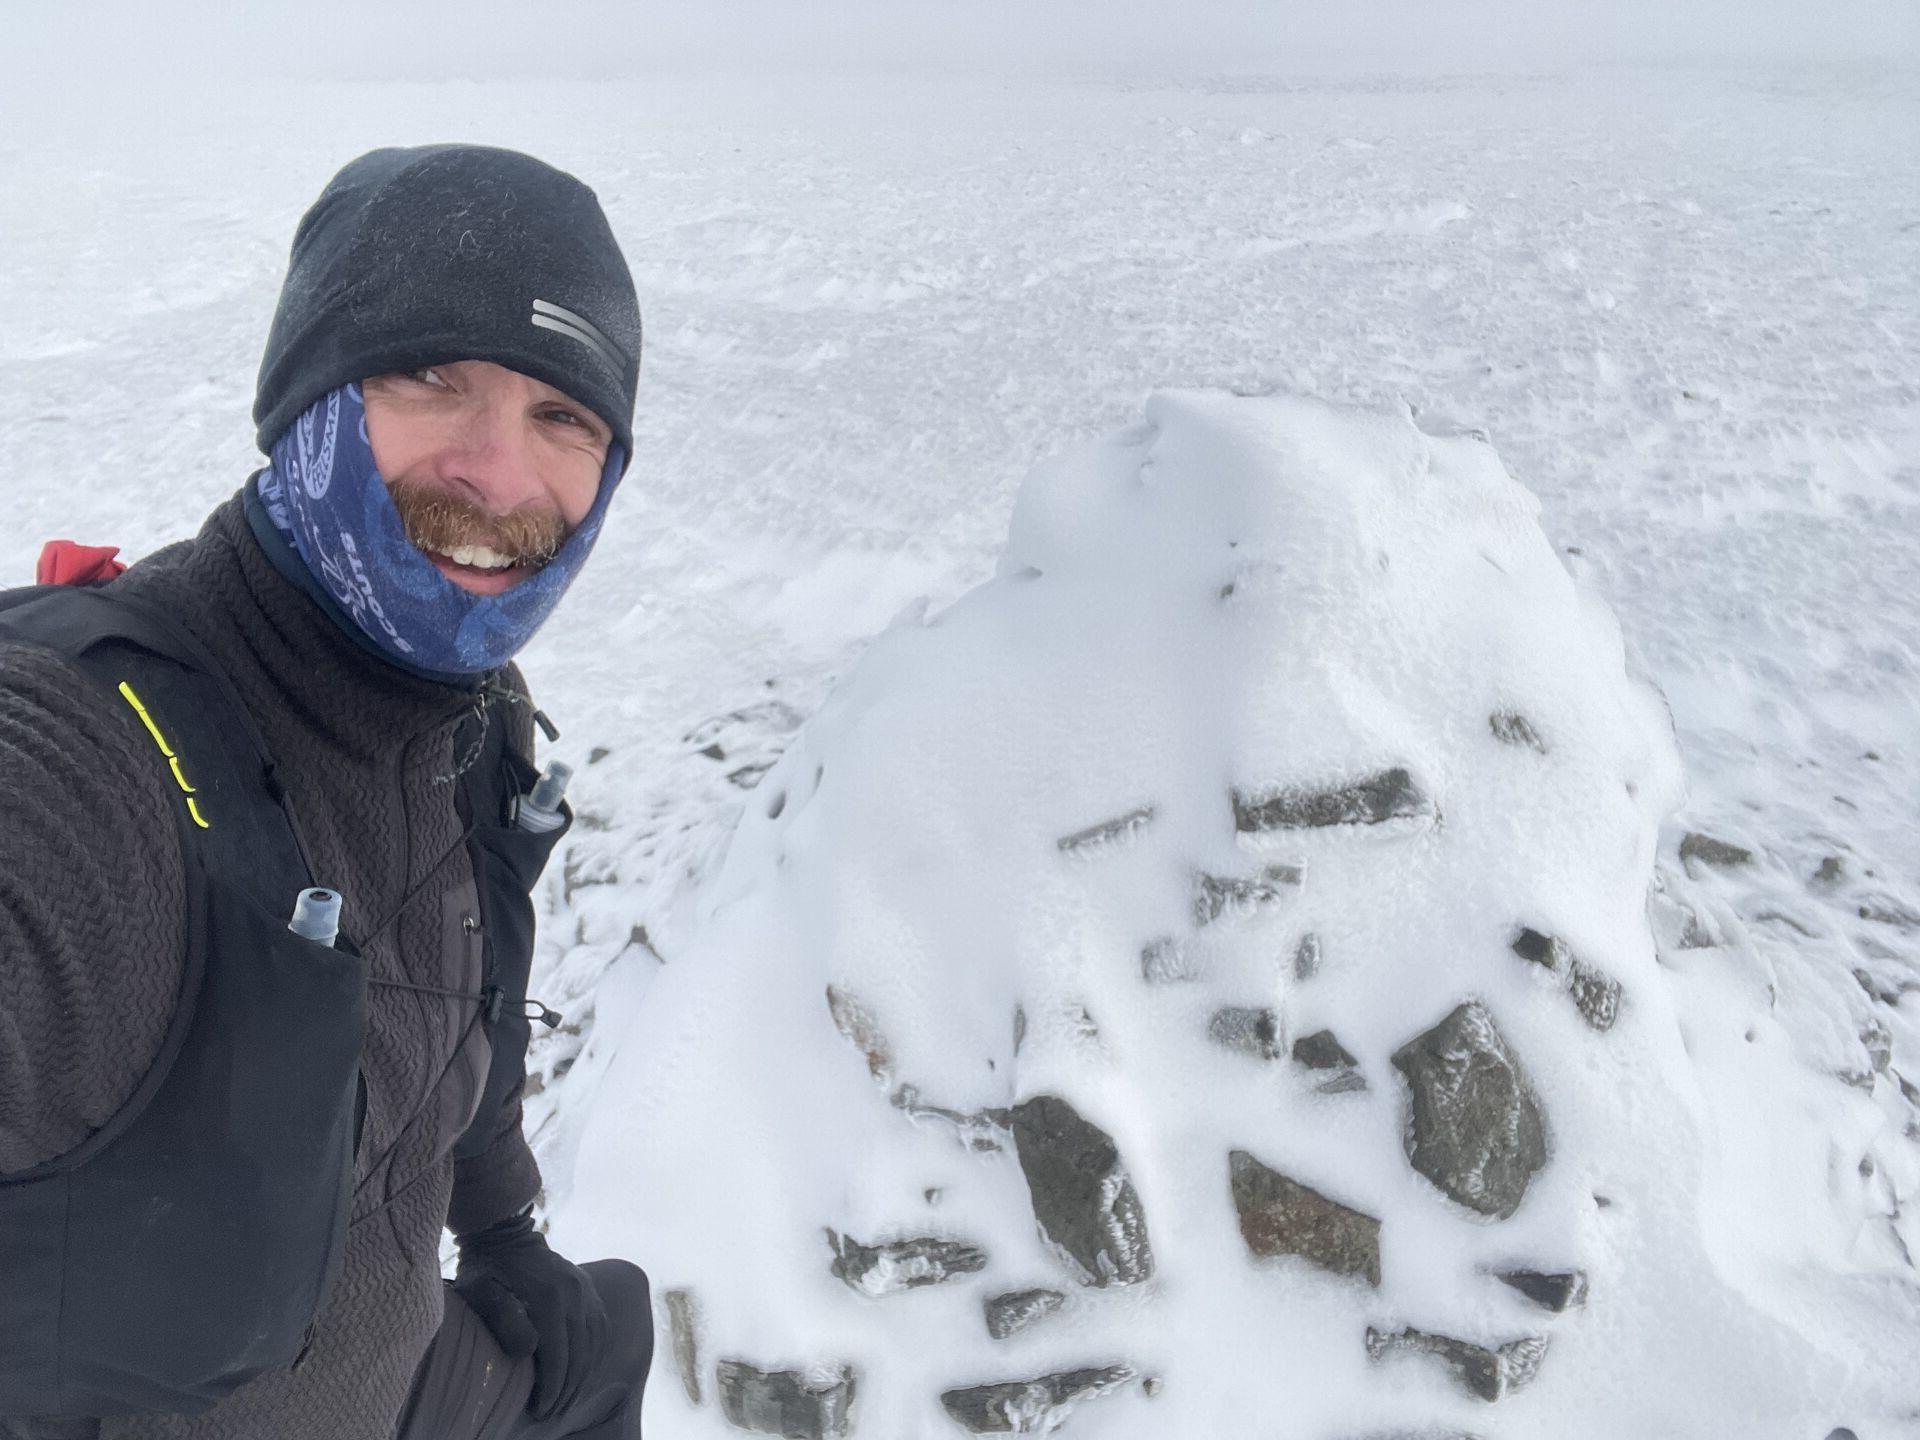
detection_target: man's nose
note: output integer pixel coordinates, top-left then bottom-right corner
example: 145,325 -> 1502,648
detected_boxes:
435,402 -> 542,513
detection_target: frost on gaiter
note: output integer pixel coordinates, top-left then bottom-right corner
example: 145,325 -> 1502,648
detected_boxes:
560,392 -> 1916,1439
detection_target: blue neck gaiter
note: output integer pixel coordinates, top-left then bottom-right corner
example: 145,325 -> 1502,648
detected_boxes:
257,382 -> 624,678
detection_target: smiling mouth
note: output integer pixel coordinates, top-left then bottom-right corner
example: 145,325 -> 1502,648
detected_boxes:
422,542 -> 541,594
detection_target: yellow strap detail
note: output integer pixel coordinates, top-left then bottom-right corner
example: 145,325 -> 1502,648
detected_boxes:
116,681 -> 176,758
116,679 -> 210,829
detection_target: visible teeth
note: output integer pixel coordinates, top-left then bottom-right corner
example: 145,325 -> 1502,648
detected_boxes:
442,545 -> 515,570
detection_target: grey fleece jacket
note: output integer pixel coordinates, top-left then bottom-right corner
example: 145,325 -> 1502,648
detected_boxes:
0,490 -> 550,1439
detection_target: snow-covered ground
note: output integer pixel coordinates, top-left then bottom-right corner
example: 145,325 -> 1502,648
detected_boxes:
2,48 -> 1916,1437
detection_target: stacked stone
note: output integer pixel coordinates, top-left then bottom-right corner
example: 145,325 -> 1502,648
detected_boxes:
666,744 -> 1630,1435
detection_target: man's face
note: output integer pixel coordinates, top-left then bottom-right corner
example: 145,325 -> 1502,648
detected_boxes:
361,359 -> 611,596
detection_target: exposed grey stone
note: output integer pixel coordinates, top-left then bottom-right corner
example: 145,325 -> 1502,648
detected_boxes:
1813,855 -> 1846,886
1509,928 -> 1621,1032
939,1366 -> 1136,1433
1057,806 -> 1156,858
1565,959 -> 1621,1031
1316,1071 -> 1369,1095
1495,1267 -> 1588,1312
890,1084 -> 1011,1153
1232,767 -> 1433,834
1854,965 -> 1913,1006
984,1288 -> 1067,1340
1009,1095 -> 1155,1287
1229,1149 -> 1381,1286
1860,895 -> 1920,930
826,1228 -> 989,1297
1294,932 -> 1323,980
1365,1326 -> 1548,1402
1192,864 -> 1303,926
665,1288 -> 703,1405
1293,1029 -> 1358,1070
1680,831 -> 1753,872
1141,935 -> 1198,984
1862,1017 -> 1893,1074
1014,1005 -> 1027,1055
1489,711 -> 1547,753
1210,1007 -> 1283,1062
716,1359 -> 857,1439
826,985 -> 892,1081
1509,927 -> 1564,970
1393,1000 -> 1548,1219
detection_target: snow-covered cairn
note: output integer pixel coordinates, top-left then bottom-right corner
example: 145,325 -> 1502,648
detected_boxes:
562,393 -> 1898,1438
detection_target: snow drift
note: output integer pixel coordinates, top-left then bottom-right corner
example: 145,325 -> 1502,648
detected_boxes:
558,391 -> 1916,1438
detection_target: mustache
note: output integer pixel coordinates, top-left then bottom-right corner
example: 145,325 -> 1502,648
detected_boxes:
386,476 -> 570,566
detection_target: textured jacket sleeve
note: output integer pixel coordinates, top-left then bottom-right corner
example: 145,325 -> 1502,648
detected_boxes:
0,640 -> 188,1175
447,660 -> 548,1236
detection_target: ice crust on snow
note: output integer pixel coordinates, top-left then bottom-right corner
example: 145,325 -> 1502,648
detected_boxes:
558,391 -> 1917,1437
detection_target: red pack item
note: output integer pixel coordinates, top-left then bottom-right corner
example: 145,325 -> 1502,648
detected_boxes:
36,540 -> 128,586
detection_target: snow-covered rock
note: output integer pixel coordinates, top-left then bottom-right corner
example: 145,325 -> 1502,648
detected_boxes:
558,391 -> 1916,1438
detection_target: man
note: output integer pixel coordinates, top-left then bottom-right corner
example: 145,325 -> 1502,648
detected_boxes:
0,145 -> 651,1439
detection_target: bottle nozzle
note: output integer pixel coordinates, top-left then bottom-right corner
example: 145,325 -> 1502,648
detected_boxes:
514,762 -> 573,833
290,887 -> 343,948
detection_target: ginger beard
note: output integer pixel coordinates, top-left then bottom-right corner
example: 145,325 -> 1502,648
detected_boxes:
385,474 -> 571,597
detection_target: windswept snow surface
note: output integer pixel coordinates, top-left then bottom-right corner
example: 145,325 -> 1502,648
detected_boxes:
1,56 -> 1916,1437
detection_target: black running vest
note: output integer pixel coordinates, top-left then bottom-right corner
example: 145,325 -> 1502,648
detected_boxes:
0,581 -> 565,1421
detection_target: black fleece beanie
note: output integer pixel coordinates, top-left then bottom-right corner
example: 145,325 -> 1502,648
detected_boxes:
253,144 -> 641,471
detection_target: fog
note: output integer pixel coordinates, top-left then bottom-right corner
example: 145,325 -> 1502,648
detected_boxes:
6,0 -> 1917,87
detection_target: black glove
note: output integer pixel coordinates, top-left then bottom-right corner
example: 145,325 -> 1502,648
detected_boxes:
452,1208 -> 609,1421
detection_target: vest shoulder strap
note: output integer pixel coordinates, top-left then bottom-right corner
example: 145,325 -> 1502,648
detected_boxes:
0,581 -> 320,928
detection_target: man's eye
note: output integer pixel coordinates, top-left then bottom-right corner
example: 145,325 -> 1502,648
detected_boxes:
405,367 -> 446,387
544,408 -> 585,428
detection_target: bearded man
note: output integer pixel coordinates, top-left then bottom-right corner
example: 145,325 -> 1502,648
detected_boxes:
0,144 -> 652,1440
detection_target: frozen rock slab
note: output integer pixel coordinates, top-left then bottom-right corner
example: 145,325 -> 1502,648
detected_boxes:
1488,710 -> 1548,753
890,1083 -> 1013,1154
939,1365 -> 1137,1433
826,1228 -> 990,1297
1392,1000 -> 1547,1219
1231,767 -> 1433,835
1230,1148 -> 1382,1286
1679,831 -> 1754,873
1057,806 -> 1156,858
1209,1006 -> 1284,1062
1494,1267 -> 1588,1312
1192,865 -> 1303,926
1293,932 -> 1324,980
985,1288 -> 1067,1340
1365,1326 -> 1549,1403
717,1359 -> 858,1439
1010,1095 -> 1156,1287
827,984 -> 894,1081
666,1288 -> 703,1405
1293,1029 -> 1359,1071
1508,928 -> 1623,1032
1293,1029 -> 1369,1092
1140,935 -> 1199,984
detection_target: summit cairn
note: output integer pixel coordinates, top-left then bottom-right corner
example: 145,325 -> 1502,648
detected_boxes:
562,393 -> 1915,1438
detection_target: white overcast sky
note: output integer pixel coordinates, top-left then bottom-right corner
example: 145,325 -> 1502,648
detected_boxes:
6,0 -> 1917,85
